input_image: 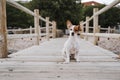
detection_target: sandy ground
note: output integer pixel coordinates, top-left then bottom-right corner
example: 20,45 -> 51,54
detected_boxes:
98,38 -> 120,55
7,37 -> 47,53
7,36 -> 120,55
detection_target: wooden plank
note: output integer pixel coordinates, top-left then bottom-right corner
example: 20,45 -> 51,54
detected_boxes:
0,66 -> 120,73
0,56 -> 64,62
0,73 -> 120,80
78,57 -> 117,62
0,62 -> 120,69
0,61 -> 120,72
0,61 -> 120,80
0,62 -> 120,80
0,38 -> 120,80
8,38 -> 118,58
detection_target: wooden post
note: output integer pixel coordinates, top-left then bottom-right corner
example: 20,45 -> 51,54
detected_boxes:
39,25 -> 41,40
46,17 -> 49,41
80,21 -> 84,39
34,9 -> 40,45
85,16 -> 89,40
18,28 -> 22,34
98,25 -> 101,33
98,25 -> 101,41
113,27 -> 116,33
93,8 -> 99,45
52,21 -> 57,38
0,0 -> 8,58
108,26 -> 111,33
30,26 -> 32,34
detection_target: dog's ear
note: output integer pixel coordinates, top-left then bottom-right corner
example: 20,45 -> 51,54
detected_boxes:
66,20 -> 72,29
74,25 -> 82,31
78,25 -> 82,31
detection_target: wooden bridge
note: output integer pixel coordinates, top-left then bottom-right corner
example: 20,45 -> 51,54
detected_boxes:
0,0 -> 120,80
0,38 -> 120,80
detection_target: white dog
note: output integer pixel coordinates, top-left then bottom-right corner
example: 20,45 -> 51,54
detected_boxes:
62,20 -> 82,63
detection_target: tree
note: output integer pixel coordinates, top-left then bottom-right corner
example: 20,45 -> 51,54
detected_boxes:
28,0 -> 83,30
83,5 -> 120,28
100,6 -> 120,28
6,2 -> 33,29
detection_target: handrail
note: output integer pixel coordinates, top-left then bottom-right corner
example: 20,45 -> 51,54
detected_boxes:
82,0 -> 120,25
6,0 -> 52,24
81,33 -> 120,38
7,26 -> 53,32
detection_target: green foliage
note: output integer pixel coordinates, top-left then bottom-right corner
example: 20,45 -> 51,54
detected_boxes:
100,7 -> 120,28
83,5 -> 120,28
28,0 -> 83,29
6,1 -> 120,30
6,3 -> 33,29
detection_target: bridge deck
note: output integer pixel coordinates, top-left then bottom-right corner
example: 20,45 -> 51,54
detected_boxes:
0,38 -> 120,80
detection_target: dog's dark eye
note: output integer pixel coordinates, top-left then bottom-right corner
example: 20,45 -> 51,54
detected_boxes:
70,29 -> 72,30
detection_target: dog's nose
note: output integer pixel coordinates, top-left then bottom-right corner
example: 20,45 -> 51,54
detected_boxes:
77,33 -> 80,35
71,32 -> 74,36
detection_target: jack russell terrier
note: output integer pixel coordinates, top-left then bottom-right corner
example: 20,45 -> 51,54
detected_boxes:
62,20 -> 82,63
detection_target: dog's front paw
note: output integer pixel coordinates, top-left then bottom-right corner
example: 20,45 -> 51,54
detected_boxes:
62,59 -> 70,64
63,61 -> 69,64
76,58 -> 80,62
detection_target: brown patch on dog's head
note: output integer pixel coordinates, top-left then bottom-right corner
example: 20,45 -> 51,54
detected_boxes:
66,20 -> 72,29
74,25 -> 82,32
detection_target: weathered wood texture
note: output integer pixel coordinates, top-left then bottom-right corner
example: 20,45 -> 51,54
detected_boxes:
93,8 -> 99,45
34,9 -> 40,45
85,16 -> 89,40
0,0 -> 8,58
1,38 -> 118,62
46,17 -> 50,41
52,21 -> 57,38
0,38 -> 120,80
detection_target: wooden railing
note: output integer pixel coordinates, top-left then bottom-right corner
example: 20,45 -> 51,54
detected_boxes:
80,0 -> 120,45
0,0 -> 57,58
82,26 -> 116,33
7,23 -> 56,39
6,0 -> 51,24
6,0 -> 57,45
